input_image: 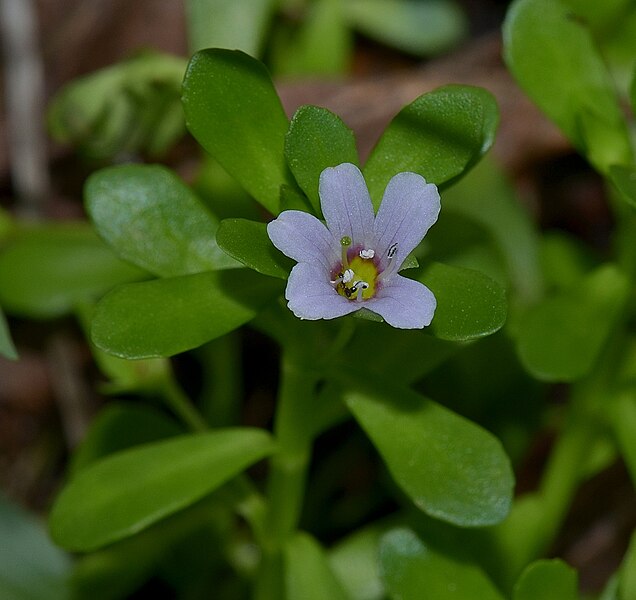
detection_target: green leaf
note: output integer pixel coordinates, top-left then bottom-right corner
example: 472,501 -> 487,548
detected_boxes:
539,232 -> 598,292
348,324 -> 459,384
70,403 -> 183,475
516,264 -> 629,381
599,575 -> 620,600
85,164 -> 238,277
329,527 -> 384,600
185,0 -> 274,55
619,531 -> 636,600
0,307 -> 17,360
442,158 -> 543,305
363,85 -> 499,208
78,302 -> 171,394
193,155 -> 261,221
418,262 -> 507,341
561,0 -> 633,35
345,0 -> 467,57
0,224 -> 146,318
91,270 -> 282,358
379,528 -> 505,600
182,49 -> 293,213
279,184 -> 314,212
48,51 -> 186,160
49,428 -> 274,551
612,392 -> 636,485
285,105 -> 359,216
273,0 -> 352,77
503,0 -> 632,171
609,164 -> 636,208
513,559 -> 578,600
285,532 -> 351,600
344,378 -> 514,527
70,496 -> 222,600
216,218 -> 293,279
0,495 -> 71,600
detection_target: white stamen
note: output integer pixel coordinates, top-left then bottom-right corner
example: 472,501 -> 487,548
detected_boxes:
359,248 -> 375,259
331,268 -> 355,285
351,281 -> 369,302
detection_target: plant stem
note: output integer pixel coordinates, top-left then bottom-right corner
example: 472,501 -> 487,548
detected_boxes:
160,375 -> 272,564
255,353 -> 317,599
160,376 -> 208,432
516,324 -> 628,567
199,334 -> 242,427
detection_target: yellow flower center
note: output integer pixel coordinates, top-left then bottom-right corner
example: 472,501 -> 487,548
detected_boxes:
335,255 -> 378,301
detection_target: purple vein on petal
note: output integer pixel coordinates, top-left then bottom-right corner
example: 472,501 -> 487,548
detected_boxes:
319,163 -> 374,246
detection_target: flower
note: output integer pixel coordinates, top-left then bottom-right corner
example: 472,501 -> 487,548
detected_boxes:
267,163 -> 440,329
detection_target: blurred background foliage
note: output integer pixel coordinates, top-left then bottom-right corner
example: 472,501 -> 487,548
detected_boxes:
1,0 -> 636,598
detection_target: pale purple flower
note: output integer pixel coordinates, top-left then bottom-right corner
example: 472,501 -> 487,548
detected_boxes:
267,163 -> 440,329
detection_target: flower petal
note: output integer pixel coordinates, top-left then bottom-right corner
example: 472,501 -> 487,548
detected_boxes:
373,172 -> 440,270
267,210 -> 339,272
319,163 -> 375,248
285,262 -> 360,320
366,275 -> 436,329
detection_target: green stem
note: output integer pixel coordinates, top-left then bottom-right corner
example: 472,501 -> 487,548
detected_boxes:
266,355 -> 316,545
198,334 -> 242,427
160,376 -> 208,432
255,353 -> 318,599
160,375 -> 271,563
518,322 -> 628,565
531,386 -> 597,553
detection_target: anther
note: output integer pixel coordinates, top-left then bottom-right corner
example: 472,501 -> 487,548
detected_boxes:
359,248 -> 375,259
351,281 -> 369,301
387,243 -> 398,259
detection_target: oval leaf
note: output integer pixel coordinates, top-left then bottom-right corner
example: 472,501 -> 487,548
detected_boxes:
48,52 -> 186,160
344,378 -> 514,526
345,0 -> 467,57
91,270 -> 283,358
70,403 -> 183,475
273,0 -> 351,77
609,164 -> 636,209
329,527 -> 384,600
185,0 -> 273,55
419,262 -> 507,341
363,85 -> 499,208
503,0 -> 632,171
285,533 -> 351,600
86,164 -> 239,277
513,559 -> 578,600
441,158 -> 543,306
285,105 -> 359,215
0,224 -> 146,318
612,393 -> 636,484
50,428 -> 274,551
516,264 -> 629,381
379,528 -> 505,600
216,218 -> 293,279
182,49 -> 293,213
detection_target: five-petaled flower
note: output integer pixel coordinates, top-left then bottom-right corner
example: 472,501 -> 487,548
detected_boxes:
267,163 -> 440,329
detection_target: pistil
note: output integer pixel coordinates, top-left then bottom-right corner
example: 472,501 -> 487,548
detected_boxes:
340,236 -> 351,269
